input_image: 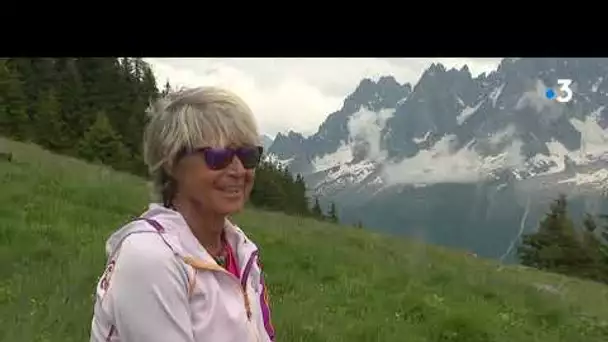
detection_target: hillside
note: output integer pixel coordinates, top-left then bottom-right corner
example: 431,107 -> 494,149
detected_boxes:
268,58 -> 608,260
1,137 -> 608,341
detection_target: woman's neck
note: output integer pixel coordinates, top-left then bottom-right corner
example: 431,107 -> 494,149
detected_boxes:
172,198 -> 225,256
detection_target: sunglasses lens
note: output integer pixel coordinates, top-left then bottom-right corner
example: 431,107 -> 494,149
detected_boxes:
201,146 -> 263,170
236,146 -> 263,169
203,148 -> 235,170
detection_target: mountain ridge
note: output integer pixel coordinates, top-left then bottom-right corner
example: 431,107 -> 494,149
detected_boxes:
269,58 -> 608,186
267,58 -> 608,260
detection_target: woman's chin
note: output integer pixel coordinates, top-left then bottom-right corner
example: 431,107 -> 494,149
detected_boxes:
214,200 -> 245,216
203,190 -> 248,216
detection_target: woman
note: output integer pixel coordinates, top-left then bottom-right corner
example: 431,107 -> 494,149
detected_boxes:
89,87 -> 276,342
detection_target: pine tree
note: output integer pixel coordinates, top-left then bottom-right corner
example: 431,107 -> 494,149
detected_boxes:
518,194 -> 594,278
249,160 -> 286,210
328,202 -> 339,223
78,112 -> 130,169
161,80 -> 172,96
294,174 -> 310,214
585,214 -> 608,281
247,158 -> 317,217
312,197 -> 324,219
598,217 -> 608,269
34,89 -> 66,150
598,214 -> 608,243
55,58 -> 87,146
6,58 -> 37,117
76,58 -> 124,127
30,58 -> 58,92
0,59 -> 29,140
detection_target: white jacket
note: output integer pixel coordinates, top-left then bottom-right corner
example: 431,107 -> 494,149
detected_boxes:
89,204 -> 276,342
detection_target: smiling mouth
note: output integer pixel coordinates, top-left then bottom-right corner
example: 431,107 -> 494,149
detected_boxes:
218,186 -> 243,195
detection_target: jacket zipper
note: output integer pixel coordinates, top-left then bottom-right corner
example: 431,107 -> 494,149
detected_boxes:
217,251 -> 261,342
232,250 -> 258,320
183,250 -> 259,321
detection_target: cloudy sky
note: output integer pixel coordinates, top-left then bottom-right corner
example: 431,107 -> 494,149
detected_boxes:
144,58 -> 502,138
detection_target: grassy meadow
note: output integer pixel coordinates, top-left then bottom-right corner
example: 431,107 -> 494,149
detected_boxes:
1,136 -> 608,342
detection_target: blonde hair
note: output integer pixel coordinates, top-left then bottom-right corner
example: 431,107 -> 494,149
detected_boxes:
143,86 -> 260,203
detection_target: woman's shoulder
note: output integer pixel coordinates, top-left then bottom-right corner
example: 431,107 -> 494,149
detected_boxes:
121,232 -> 176,262
113,233 -> 189,287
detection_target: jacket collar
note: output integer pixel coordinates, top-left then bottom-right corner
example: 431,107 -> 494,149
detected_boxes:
141,203 -> 259,272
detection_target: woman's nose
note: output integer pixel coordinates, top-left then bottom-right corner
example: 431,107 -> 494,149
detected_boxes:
226,156 -> 246,175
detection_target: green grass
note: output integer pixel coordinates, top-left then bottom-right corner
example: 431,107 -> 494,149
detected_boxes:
1,136 -> 608,342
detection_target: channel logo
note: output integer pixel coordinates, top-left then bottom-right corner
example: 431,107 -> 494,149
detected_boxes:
545,79 -> 573,103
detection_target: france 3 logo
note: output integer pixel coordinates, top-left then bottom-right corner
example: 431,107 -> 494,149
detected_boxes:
545,79 -> 574,103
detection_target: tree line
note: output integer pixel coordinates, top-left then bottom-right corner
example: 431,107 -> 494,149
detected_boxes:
0,57 -> 339,222
517,194 -> 608,285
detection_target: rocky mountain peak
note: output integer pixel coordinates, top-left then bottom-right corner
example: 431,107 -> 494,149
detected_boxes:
269,58 -> 608,187
267,58 -> 608,261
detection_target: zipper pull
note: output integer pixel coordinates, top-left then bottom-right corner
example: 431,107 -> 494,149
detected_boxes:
241,286 -> 252,320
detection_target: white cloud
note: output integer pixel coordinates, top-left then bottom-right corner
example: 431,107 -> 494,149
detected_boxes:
347,107 -> 394,161
381,135 -> 526,185
144,58 -> 501,138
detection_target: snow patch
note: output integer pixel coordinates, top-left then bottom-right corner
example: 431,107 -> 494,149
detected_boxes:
558,169 -> 608,189
311,143 -> 353,173
592,77 -> 603,92
324,161 -> 376,185
265,153 -> 293,168
413,131 -> 431,144
369,175 -> 384,185
457,101 -> 482,125
525,133 -> 606,177
590,106 -> 606,120
455,96 -> 465,106
489,83 -> 505,107
528,140 -> 574,175
396,96 -> 408,106
489,125 -> 517,145
382,135 -> 525,185
569,107 -> 608,162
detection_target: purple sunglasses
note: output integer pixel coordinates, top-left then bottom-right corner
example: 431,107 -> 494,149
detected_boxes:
179,146 -> 263,170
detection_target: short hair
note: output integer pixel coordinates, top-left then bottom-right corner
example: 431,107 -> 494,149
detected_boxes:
143,86 -> 260,204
